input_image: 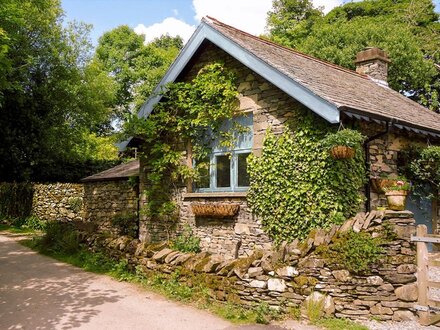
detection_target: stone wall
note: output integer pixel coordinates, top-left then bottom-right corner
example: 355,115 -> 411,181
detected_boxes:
83,181 -> 139,235
32,183 -> 84,221
84,210 -> 418,322
139,41 -> 317,253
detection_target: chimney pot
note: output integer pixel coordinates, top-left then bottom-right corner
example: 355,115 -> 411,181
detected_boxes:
355,47 -> 390,86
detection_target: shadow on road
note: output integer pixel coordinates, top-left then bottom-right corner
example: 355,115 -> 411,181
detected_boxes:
0,236 -> 123,329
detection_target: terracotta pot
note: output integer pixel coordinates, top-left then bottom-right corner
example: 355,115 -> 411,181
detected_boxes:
370,178 -> 397,194
385,190 -> 408,211
330,146 -> 355,159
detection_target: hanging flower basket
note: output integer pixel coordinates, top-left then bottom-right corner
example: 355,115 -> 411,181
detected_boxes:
385,190 -> 408,211
330,146 -> 355,159
191,203 -> 240,218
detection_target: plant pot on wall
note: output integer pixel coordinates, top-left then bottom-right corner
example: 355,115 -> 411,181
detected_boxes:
385,190 -> 408,211
330,146 -> 355,160
370,178 -> 396,194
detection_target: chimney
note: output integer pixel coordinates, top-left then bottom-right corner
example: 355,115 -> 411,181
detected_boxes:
355,47 -> 391,87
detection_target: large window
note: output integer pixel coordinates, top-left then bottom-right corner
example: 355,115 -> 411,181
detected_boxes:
195,113 -> 253,192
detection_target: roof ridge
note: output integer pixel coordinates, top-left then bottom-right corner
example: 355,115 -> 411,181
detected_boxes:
204,16 -> 368,80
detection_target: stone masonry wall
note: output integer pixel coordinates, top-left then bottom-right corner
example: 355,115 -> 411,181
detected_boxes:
32,183 -> 84,221
139,41 -> 319,254
83,181 -> 138,235
85,210 -> 418,322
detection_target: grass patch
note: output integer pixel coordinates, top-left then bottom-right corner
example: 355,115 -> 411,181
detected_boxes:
315,318 -> 369,330
0,224 -> 37,234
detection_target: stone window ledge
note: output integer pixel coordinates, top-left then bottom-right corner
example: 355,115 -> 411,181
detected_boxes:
182,192 -> 247,199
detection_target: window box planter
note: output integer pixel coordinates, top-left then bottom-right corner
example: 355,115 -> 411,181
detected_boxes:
330,146 -> 355,159
191,203 -> 240,218
385,190 -> 408,211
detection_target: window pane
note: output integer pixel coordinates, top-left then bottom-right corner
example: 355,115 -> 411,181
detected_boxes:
216,155 -> 230,188
194,158 -> 210,189
237,153 -> 251,187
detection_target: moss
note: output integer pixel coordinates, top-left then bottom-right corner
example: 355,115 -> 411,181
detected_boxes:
194,257 -> 211,273
294,275 -> 318,287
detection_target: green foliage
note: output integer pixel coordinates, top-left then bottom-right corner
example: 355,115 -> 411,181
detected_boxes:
124,62 -> 239,221
320,230 -> 384,274
266,0 -> 440,112
247,113 -> 366,242
322,129 -> 365,150
0,0 -> 117,181
410,145 -> 440,191
68,197 -> 83,213
95,27 -> 182,119
171,225 -> 201,253
20,216 -> 47,231
0,183 -> 34,219
39,221 -> 81,254
111,213 -> 138,237
304,294 -> 325,322
315,318 -> 369,330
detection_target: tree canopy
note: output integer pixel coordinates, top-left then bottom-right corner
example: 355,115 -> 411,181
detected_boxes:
0,0 -> 118,182
266,0 -> 440,111
94,27 -> 183,121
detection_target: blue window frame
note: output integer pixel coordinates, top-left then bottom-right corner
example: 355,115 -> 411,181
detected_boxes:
195,113 -> 253,192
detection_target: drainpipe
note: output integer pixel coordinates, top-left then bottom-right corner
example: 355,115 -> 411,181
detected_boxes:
364,122 -> 389,212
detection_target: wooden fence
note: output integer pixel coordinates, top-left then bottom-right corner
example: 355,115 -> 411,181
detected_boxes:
411,224 -> 440,326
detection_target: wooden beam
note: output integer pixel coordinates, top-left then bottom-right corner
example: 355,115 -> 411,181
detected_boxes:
417,225 -> 430,326
411,235 -> 440,244
428,259 -> 440,267
428,281 -> 440,289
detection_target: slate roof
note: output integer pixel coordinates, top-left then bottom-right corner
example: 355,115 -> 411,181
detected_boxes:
204,17 -> 440,135
81,160 -> 139,183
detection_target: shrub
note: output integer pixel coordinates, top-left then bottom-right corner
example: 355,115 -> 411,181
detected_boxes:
111,213 -> 138,237
320,230 -> 383,274
68,197 -> 83,213
39,221 -> 81,254
0,182 -> 34,219
171,225 -> 201,253
22,216 -> 46,231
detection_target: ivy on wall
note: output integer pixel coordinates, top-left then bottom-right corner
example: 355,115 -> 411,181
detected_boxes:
247,113 -> 366,243
123,62 -> 239,221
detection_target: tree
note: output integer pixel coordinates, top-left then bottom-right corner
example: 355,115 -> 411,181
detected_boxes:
94,28 -> 182,120
265,0 -> 440,112
0,0 -> 117,182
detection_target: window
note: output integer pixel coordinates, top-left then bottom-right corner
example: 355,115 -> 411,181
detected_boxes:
194,113 -> 253,192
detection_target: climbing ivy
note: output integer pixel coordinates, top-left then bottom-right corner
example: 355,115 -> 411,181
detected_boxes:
247,112 -> 366,243
123,62 -> 239,220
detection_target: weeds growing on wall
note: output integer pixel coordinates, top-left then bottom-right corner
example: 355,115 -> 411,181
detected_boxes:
123,62 -> 239,223
247,112 -> 366,243
171,225 -> 201,253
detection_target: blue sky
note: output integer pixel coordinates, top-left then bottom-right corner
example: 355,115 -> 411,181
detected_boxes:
62,0 -> 440,46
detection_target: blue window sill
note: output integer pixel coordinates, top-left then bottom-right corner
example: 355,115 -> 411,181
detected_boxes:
182,192 -> 248,199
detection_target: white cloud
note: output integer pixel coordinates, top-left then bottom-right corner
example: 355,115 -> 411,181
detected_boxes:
134,0 -> 344,46
192,0 -> 273,35
134,17 -> 195,44
172,9 -> 179,16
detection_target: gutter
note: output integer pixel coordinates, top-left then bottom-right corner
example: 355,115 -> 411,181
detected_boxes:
363,121 -> 390,212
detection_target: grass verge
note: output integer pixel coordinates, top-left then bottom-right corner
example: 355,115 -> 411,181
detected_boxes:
20,236 -> 279,325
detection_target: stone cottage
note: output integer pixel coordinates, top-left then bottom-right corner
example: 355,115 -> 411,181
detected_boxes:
121,17 -> 440,257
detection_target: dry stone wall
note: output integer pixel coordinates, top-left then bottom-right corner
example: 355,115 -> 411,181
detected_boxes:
86,210 -> 418,321
32,183 -> 84,221
83,181 -> 138,235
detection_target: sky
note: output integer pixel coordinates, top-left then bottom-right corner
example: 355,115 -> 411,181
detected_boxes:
62,0 -> 440,46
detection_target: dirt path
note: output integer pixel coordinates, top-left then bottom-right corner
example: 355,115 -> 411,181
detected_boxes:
0,234 -> 258,330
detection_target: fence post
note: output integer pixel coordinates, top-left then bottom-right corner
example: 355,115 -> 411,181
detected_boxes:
417,224 -> 429,325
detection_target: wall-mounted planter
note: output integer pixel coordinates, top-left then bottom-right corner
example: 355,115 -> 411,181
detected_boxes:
385,190 -> 408,211
330,146 -> 355,160
370,178 -> 396,194
191,203 -> 240,218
